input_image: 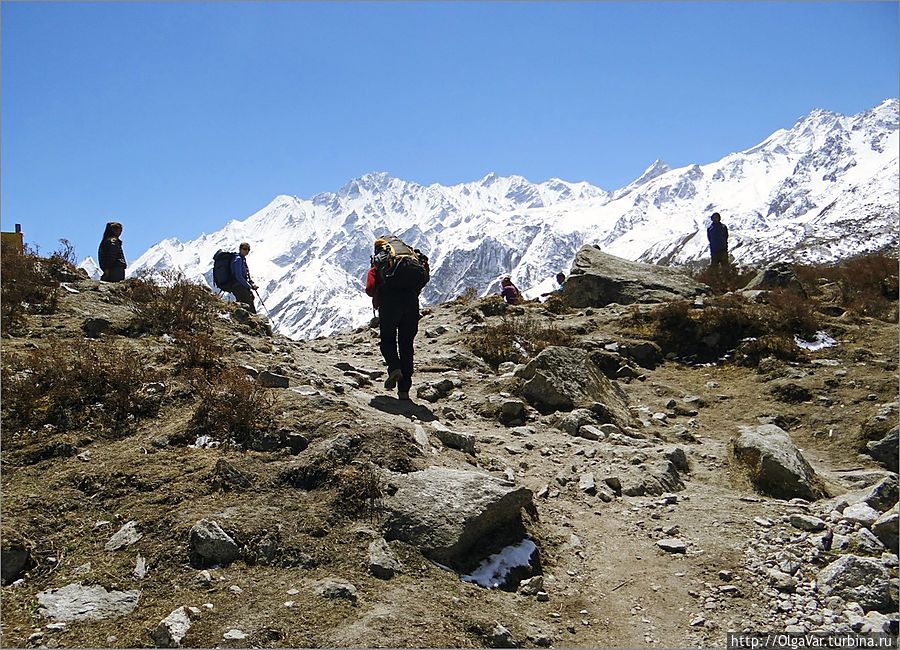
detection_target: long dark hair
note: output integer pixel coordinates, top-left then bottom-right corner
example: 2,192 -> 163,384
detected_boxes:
102,222 -> 123,240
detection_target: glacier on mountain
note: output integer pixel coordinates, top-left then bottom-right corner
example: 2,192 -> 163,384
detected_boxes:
125,99 -> 899,340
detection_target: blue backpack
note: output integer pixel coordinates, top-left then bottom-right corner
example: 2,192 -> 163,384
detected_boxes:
212,250 -> 237,290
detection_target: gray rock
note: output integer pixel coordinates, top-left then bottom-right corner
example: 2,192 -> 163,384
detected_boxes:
1,542 -> 31,585
518,575 -> 544,596
575,425 -> 604,441
842,503 -> 880,528
150,607 -> 191,648
189,519 -> 240,566
212,459 -> 253,490
490,624 -> 516,648
36,583 -> 141,621
789,514 -> 827,532
103,521 -> 143,551
257,371 -> 289,388
767,569 -> 798,593
578,473 -> 597,495
413,424 -> 430,451
817,555 -> 892,612
742,262 -> 807,296
82,317 -> 112,338
515,346 -> 632,419
314,579 -> 358,603
430,421 -> 476,455
499,399 -> 527,426
223,629 -> 247,640
731,424 -> 824,501
368,539 -> 401,580
566,246 -> 709,307
872,506 -> 899,553
866,427 -> 899,472
854,528 -> 885,555
382,466 -> 533,568
657,538 -> 687,553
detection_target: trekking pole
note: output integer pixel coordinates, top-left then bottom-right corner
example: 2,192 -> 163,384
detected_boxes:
252,287 -> 276,324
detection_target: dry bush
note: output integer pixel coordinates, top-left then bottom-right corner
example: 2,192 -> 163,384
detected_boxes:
693,263 -> 759,294
466,312 -> 574,368
766,289 -> 822,340
174,331 -> 224,376
119,269 -> 218,334
1,244 -> 60,334
334,463 -> 384,522
453,287 -> 479,305
187,368 -> 276,448
542,294 -> 570,315
734,334 -> 809,367
1,338 -> 162,436
794,252 -> 898,321
477,295 -> 508,317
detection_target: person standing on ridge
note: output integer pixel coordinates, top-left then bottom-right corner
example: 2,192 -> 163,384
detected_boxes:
98,221 -> 127,282
226,242 -> 258,314
365,236 -> 430,401
707,212 -> 729,267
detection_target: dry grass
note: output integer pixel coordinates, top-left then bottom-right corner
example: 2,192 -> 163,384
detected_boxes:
794,252 -> 898,321
693,263 -> 759,294
118,269 -> 219,335
1,338 -> 162,438
466,312 -> 574,368
1,244 -> 60,334
186,368 -> 277,448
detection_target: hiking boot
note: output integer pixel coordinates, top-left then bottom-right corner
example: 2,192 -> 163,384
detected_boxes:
384,369 -> 403,390
397,391 -> 411,401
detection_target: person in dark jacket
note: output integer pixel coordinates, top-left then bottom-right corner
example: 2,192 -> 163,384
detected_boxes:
225,242 -> 258,313
707,212 -> 729,267
499,277 -> 523,304
365,238 -> 429,401
98,221 -> 127,282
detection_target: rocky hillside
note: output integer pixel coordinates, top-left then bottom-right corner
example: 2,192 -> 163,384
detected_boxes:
2,250 -> 898,648
117,99 -> 899,339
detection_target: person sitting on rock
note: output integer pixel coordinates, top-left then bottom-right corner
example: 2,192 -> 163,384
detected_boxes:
499,277 -> 523,305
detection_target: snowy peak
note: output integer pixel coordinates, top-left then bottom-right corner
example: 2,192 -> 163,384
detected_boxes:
129,99 -> 899,340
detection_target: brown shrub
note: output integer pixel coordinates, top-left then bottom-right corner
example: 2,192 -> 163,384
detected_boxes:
1,338 -> 161,436
119,269 -> 218,334
794,252 -> 898,321
174,331 -> 224,376
453,287 -> 479,304
734,334 -> 809,367
187,368 -> 277,448
542,294 -> 570,315
766,289 -> 822,339
1,244 -> 60,334
334,463 -> 384,522
466,312 -> 574,368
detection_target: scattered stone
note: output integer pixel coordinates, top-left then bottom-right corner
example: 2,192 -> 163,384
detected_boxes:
222,629 -> 247,641
842,503 -> 879,528
657,538 -> 687,554
754,517 -> 775,528
212,459 -> 253,490
368,539 -> 401,580
766,569 -> 797,593
518,575 -> 544,596
105,521 -> 142,551
1,542 -> 31,585
490,623 -> 515,648
150,607 -> 192,648
872,506 -> 899,553
536,591 -> 550,602
381,467 -> 533,568
257,371 -> 289,388
133,554 -> 147,580
578,473 -> 597,495
189,519 -> 240,566
314,579 -> 358,603
499,399 -> 527,426
430,421 -> 476,454
36,583 -> 141,621
817,555 -> 892,611
731,424 -> 824,500
788,514 -> 826,532
196,570 -> 213,586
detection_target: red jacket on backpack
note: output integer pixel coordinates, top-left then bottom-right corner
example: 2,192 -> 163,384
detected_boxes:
365,266 -> 381,309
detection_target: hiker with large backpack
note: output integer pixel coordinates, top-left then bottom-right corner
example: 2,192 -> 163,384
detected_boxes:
365,236 -> 430,401
213,242 -> 258,314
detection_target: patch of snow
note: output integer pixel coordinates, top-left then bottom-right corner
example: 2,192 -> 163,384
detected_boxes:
794,331 -> 838,351
461,538 -> 537,589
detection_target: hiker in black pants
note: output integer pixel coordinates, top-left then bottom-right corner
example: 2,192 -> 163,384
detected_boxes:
365,237 -> 430,401
98,221 -> 127,282
227,242 -> 258,314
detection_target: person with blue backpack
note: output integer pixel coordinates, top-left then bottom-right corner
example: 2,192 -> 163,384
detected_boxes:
213,242 -> 258,313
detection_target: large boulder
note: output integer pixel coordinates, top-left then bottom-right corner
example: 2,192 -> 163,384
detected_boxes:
188,519 -> 240,567
816,555 -> 892,612
742,262 -> 807,296
872,505 -> 899,553
515,346 -> 632,420
565,246 -> 709,308
382,467 -> 533,568
731,425 -> 824,501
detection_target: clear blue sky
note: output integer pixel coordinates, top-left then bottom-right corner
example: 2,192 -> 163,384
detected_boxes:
2,1 -> 897,262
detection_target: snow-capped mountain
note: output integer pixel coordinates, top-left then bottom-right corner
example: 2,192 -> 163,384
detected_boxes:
78,256 -> 101,280
128,99 -> 899,340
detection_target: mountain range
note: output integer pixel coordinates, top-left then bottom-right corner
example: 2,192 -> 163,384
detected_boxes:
86,99 -> 898,339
